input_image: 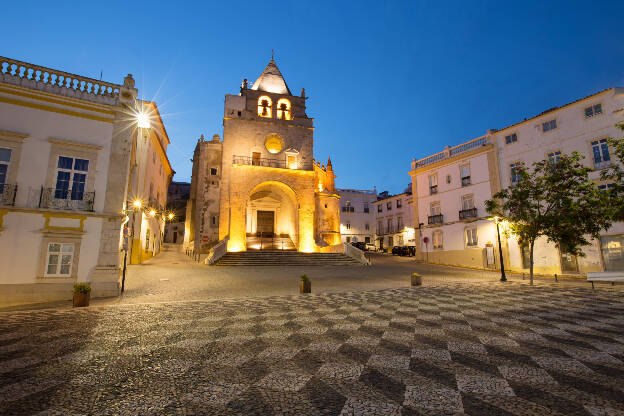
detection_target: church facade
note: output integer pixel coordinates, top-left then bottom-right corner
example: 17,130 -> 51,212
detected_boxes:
186,59 -> 341,257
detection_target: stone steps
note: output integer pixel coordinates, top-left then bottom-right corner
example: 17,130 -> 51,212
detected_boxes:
214,251 -> 363,266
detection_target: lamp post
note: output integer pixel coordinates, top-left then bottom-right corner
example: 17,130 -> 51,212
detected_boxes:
494,217 -> 507,282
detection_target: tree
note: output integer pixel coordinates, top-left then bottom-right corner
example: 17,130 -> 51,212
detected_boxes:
486,152 -> 612,285
601,122 -> 624,221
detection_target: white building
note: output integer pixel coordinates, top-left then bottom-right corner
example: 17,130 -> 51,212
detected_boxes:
492,87 -> 624,274
372,187 -> 415,252
409,87 -> 624,275
337,188 -> 376,245
0,56 -> 172,305
410,136 -> 502,268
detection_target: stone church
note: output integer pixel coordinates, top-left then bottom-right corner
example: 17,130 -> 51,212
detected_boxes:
185,59 -> 342,257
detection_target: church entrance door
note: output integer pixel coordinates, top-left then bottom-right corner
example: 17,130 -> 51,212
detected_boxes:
257,210 -> 275,236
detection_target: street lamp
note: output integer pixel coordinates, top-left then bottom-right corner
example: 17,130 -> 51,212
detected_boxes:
492,216 -> 507,282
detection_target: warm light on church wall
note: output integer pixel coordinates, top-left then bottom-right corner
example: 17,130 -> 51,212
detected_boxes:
276,98 -> 291,120
258,96 -> 272,118
264,133 -> 283,154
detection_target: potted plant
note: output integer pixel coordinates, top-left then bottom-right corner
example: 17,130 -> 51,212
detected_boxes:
411,272 -> 422,286
73,283 -> 91,307
300,274 -> 311,294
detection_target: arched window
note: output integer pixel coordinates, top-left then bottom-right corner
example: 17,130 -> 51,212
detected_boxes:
257,96 -> 272,118
276,99 -> 291,120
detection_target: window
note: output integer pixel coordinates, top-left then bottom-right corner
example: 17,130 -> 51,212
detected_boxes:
211,215 -> 218,227
429,174 -> 438,194
396,199 -> 402,208
0,147 -> 11,186
210,168 -> 218,175
510,163 -> 522,185
461,194 -> 474,210
276,98 -> 291,120
600,234 -> 624,271
398,235 -> 404,245
461,164 -> 471,186
433,231 -> 443,249
387,201 -> 392,210
257,96 -> 272,118
465,228 -> 477,247
387,218 -> 393,234
388,236 -> 393,247
365,236 -> 371,244
45,243 -> 74,277
377,221 -> 383,234
55,156 -> 89,200
365,223 -> 370,231
591,139 -> 610,169
430,202 -> 441,216
346,222 -> 351,230
377,205 -> 382,213
363,203 -> 369,213
397,216 -> 403,230
145,232 -> 150,250
342,201 -> 354,213
252,152 -> 261,166
585,103 -> 603,118
346,236 -> 351,243
547,151 -> 561,164
542,119 -> 557,132
505,133 -> 517,144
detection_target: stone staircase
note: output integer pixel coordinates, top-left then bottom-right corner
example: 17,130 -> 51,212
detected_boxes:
214,251 -> 364,266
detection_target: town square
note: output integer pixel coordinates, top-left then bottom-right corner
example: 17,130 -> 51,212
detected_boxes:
1,0 -> 624,414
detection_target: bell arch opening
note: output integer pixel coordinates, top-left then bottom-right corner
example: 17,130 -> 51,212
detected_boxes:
245,181 -> 299,251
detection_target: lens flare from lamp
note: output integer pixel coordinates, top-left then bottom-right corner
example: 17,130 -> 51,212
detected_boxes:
149,209 -> 156,217
168,213 -> 174,220
137,112 -> 151,128
133,200 -> 142,209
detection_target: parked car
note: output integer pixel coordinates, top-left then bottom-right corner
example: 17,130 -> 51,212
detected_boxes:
351,241 -> 367,251
392,246 -> 414,256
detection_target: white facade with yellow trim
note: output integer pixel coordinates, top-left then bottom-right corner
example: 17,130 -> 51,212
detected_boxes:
0,56 -> 168,305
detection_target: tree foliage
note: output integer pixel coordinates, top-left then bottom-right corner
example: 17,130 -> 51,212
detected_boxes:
601,122 -> 624,221
486,152 -> 612,284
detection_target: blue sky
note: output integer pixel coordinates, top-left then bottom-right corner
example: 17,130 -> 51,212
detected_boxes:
3,0 -> 624,194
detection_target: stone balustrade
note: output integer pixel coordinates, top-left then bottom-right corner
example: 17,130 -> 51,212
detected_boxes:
413,135 -> 490,169
0,56 -> 122,105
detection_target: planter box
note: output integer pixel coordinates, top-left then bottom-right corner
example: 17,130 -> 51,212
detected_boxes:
411,273 -> 422,286
73,292 -> 90,307
300,280 -> 311,294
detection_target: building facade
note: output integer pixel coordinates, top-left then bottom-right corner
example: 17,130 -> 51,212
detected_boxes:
372,187 -> 415,252
337,188 -> 377,245
0,56 -> 135,304
186,59 -> 341,256
164,181 -> 190,244
127,101 -> 174,264
409,87 -> 624,274
410,136 -> 502,269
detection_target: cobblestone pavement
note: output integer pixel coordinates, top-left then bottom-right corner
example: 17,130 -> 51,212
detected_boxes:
1,283 -> 623,415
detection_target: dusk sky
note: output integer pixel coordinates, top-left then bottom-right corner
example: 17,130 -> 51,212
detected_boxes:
4,0 -> 624,194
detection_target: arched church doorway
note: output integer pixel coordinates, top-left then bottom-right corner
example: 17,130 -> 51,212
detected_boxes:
246,181 -> 298,250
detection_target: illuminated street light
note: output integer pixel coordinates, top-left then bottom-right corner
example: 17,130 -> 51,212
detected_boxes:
149,209 -> 156,217
168,212 -> 174,221
133,200 -> 142,209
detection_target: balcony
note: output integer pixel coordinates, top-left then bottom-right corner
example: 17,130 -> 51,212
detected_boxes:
428,214 -> 443,225
0,184 -> 17,206
341,206 -> 355,213
233,155 -> 292,169
39,188 -> 94,211
594,160 -> 611,171
461,176 -> 471,187
429,185 -> 438,195
459,207 -> 477,220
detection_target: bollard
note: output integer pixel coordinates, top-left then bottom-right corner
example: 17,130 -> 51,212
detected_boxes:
554,273 -> 558,282
300,274 -> 311,294
411,273 -> 422,286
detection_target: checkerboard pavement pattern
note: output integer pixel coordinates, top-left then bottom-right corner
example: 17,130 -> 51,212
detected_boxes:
1,283 -> 623,415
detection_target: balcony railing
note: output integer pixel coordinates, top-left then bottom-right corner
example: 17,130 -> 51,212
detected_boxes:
428,214 -> 443,225
594,160 -> 611,171
459,207 -> 477,220
233,155 -> 293,169
429,185 -> 438,195
39,188 -> 95,211
461,176 -> 471,187
341,206 -> 355,213
0,184 -> 17,206
413,135 -> 489,169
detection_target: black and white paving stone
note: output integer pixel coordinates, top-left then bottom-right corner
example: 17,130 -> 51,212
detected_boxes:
0,282 -> 623,415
